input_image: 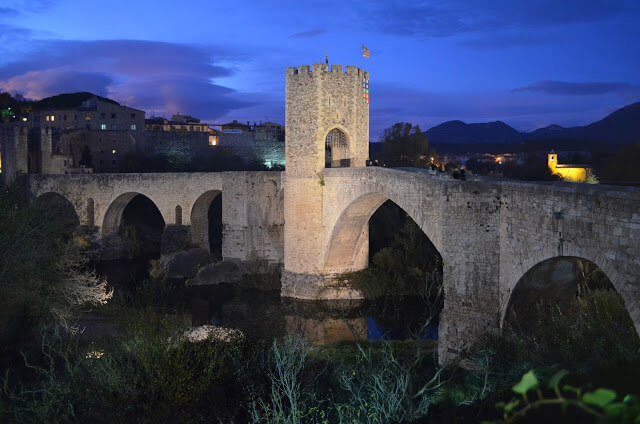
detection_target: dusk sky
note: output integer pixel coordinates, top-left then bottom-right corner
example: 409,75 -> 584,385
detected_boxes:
1,0 -> 639,139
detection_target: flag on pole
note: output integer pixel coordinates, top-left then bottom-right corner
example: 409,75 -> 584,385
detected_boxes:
362,45 -> 370,58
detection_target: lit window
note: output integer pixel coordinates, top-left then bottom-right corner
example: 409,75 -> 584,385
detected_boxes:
45,115 -> 50,122
50,115 -> 55,121
101,124 -> 107,130
112,149 -> 116,154
85,113 -> 91,121
131,124 -> 136,130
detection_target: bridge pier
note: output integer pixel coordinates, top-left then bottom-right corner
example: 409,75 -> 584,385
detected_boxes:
161,224 -> 191,255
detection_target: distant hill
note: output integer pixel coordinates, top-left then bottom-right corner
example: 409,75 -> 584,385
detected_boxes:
425,120 -> 523,144
423,102 -> 640,145
552,102 -> 640,143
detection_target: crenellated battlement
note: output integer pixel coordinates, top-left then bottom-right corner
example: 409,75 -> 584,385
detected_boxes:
286,63 -> 369,79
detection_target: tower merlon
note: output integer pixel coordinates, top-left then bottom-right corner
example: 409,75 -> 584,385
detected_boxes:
312,63 -> 329,72
287,64 -> 369,76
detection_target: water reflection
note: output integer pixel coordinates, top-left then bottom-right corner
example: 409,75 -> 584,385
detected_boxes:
96,260 -> 438,346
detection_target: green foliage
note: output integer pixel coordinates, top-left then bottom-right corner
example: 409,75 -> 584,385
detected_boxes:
334,341 -> 443,423
487,370 -> 640,424
347,202 -> 442,300
511,370 -> 538,396
378,122 -> 432,167
0,181 -> 109,345
2,326 -> 85,423
250,335 -> 309,424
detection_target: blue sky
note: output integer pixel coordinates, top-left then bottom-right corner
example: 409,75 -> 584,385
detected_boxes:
1,0 -> 639,138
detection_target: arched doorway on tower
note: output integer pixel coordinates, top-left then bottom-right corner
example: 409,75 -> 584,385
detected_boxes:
325,127 -> 350,168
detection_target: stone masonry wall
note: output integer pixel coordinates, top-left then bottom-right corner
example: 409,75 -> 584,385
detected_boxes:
284,64 -> 370,285
25,165 -> 640,364
26,172 -> 284,264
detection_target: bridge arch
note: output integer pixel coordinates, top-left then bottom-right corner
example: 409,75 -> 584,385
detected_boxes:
323,191 -> 442,274
323,125 -> 352,169
102,192 -> 166,254
34,192 -> 80,235
502,246 -> 640,336
190,190 -> 222,257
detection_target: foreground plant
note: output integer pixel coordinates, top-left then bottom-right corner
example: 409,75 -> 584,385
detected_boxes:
486,370 -> 640,424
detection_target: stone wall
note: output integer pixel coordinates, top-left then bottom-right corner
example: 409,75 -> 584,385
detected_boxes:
0,125 -> 28,183
284,64 -> 370,288
26,171 -> 284,264
140,130 -> 209,157
286,166 -> 640,364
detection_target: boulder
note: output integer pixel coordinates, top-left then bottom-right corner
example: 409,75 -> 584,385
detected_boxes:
154,248 -> 214,280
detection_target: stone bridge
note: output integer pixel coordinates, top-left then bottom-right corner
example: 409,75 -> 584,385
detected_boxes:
18,63 -> 640,362
26,171 -> 284,263
26,167 -> 640,362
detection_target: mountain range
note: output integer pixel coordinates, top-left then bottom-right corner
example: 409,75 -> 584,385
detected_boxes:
424,102 -> 640,145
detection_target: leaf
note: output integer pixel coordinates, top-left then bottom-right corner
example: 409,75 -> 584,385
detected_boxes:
504,399 -> 521,414
583,389 -> 617,407
512,370 -> 539,395
547,369 -> 569,390
603,402 -> 626,417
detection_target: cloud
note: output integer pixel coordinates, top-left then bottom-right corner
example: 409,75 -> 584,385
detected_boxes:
0,69 -> 112,99
513,80 -> 637,96
0,38 -> 257,121
289,29 -> 326,38
110,77 -> 253,120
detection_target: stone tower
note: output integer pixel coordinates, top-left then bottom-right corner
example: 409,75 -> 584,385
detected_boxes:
282,63 -> 370,299
0,126 -> 28,183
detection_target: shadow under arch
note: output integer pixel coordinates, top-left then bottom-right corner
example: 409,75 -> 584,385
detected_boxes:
101,192 -> 166,259
323,192 -> 442,275
34,192 -> 80,237
190,190 -> 222,257
502,251 -> 640,338
323,125 -> 352,169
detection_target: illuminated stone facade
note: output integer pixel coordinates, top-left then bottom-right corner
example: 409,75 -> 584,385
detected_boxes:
282,63 -> 370,299
548,150 -> 591,182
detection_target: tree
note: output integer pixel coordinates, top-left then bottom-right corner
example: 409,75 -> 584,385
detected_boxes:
0,181 -> 112,348
379,122 -> 431,167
